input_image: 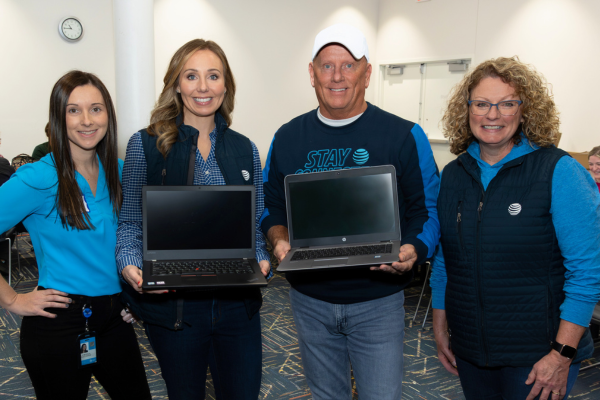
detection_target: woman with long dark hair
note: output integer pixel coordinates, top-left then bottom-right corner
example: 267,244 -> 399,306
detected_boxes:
116,39 -> 271,400
0,71 -> 150,399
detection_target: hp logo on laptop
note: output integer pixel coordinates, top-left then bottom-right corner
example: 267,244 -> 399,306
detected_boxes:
342,238 -> 346,242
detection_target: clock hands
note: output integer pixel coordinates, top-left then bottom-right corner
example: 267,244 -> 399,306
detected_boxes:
60,18 -> 81,40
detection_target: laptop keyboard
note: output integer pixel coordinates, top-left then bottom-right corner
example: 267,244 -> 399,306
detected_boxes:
290,243 -> 393,261
152,260 -> 254,275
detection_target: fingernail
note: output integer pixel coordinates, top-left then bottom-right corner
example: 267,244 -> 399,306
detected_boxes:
65,304 -> 69,308
137,281 -> 141,285
164,291 -> 168,293
68,298 -> 73,303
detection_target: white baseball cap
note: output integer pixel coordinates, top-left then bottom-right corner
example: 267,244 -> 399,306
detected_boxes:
311,24 -> 370,62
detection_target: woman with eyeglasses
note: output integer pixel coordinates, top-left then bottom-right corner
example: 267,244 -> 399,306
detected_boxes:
430,57 -> 600,400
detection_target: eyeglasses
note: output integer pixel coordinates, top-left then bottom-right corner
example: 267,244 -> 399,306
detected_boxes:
467,100 -> 523,116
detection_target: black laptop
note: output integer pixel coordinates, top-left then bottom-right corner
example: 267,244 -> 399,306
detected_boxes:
141,185 -> 267,289
277,165 -> 402,272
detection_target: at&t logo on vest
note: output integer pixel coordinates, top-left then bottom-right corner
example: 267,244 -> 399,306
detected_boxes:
241,170 -> 250,181
508,203 -> 522,216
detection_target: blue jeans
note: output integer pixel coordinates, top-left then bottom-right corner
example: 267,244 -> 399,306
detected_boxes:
144,294 -> 261,400
456,355 -> 581,400
289,288 -> 405,400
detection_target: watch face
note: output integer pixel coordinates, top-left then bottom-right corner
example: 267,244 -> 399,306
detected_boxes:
60,18 -> 83,41
552,341 -> 577,359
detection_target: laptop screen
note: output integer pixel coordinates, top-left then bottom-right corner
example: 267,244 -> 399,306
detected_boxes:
145,189 -> 253,251
288,173 -> 396,240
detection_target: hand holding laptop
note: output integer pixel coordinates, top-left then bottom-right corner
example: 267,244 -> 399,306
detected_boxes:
370,244 -> 417,275
122,265 -> 169,294
259,260 -> 271,277
273,242 -> 290,263
269,226 -> 291,263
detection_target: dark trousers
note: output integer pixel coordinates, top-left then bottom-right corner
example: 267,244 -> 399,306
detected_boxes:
456,355 -> 581,400
145,294 -> 262,400
20,291 -> 151,400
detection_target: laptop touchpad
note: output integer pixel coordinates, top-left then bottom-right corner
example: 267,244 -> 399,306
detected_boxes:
312,259 -> 348,268
182,275 -> 219,284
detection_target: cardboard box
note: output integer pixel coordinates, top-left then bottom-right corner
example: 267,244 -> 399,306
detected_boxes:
568,151 -> 589,170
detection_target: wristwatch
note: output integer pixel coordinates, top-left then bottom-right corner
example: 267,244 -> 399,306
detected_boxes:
551,341 -> 577,359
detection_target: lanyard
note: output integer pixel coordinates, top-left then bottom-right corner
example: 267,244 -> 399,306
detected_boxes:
82,304 -> 92,332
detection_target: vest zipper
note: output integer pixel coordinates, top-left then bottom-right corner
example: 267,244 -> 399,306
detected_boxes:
161,168 -> 166,185
462,157 -> 523,366
475,189 -> 489,366
174,298 -> 184,330
456,201 -> 465,251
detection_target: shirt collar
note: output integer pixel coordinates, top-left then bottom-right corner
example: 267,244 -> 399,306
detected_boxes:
467,132 -> 539,170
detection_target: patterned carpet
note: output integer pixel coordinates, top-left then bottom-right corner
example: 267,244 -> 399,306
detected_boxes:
0,236 -> 599,399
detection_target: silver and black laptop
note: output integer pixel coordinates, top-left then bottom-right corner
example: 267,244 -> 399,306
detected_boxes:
141,185 -> 267,289
277,165 -> 401,272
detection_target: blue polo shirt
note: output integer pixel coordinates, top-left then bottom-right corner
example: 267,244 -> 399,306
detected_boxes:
0,154 -> 123,296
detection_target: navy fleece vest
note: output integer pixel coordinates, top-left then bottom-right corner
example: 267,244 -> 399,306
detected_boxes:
438,147 -> 592,367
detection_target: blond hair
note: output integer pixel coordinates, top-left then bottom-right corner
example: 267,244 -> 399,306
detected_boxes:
441,57 -> 561,155
147,39 -> 236,158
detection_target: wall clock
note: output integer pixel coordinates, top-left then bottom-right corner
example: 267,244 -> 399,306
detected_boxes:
59,17 -> 83,42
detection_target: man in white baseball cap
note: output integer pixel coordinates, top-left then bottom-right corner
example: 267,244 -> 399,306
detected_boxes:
311,23 -> 370,62
261,24 -> 440,399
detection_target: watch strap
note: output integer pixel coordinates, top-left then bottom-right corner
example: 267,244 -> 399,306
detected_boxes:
551,341 -> 577,359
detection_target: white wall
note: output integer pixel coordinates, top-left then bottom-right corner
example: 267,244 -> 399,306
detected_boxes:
474,0 -> 600,152
377,0 -> 478,63
153,0 -> 380,163
377,0 -> 600,170
2,0 -> 598,168
0,0 -> 116,161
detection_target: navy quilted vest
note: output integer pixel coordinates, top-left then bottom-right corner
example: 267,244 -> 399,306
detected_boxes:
141,112 -> 254,186
438,146 -> 592,367
121,112 -> 260,330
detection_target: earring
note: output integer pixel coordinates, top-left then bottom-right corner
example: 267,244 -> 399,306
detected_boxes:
176,88 -> 180,94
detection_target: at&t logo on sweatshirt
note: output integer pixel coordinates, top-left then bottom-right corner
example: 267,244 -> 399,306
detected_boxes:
295,148 -> 370,174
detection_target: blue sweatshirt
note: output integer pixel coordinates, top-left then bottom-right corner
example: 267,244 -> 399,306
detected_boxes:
261,103 -> 440,303
430,138 -> 600,327
0,154 -> 123,296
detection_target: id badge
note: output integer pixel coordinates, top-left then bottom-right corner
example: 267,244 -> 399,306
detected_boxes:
78,331 -> 97,368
